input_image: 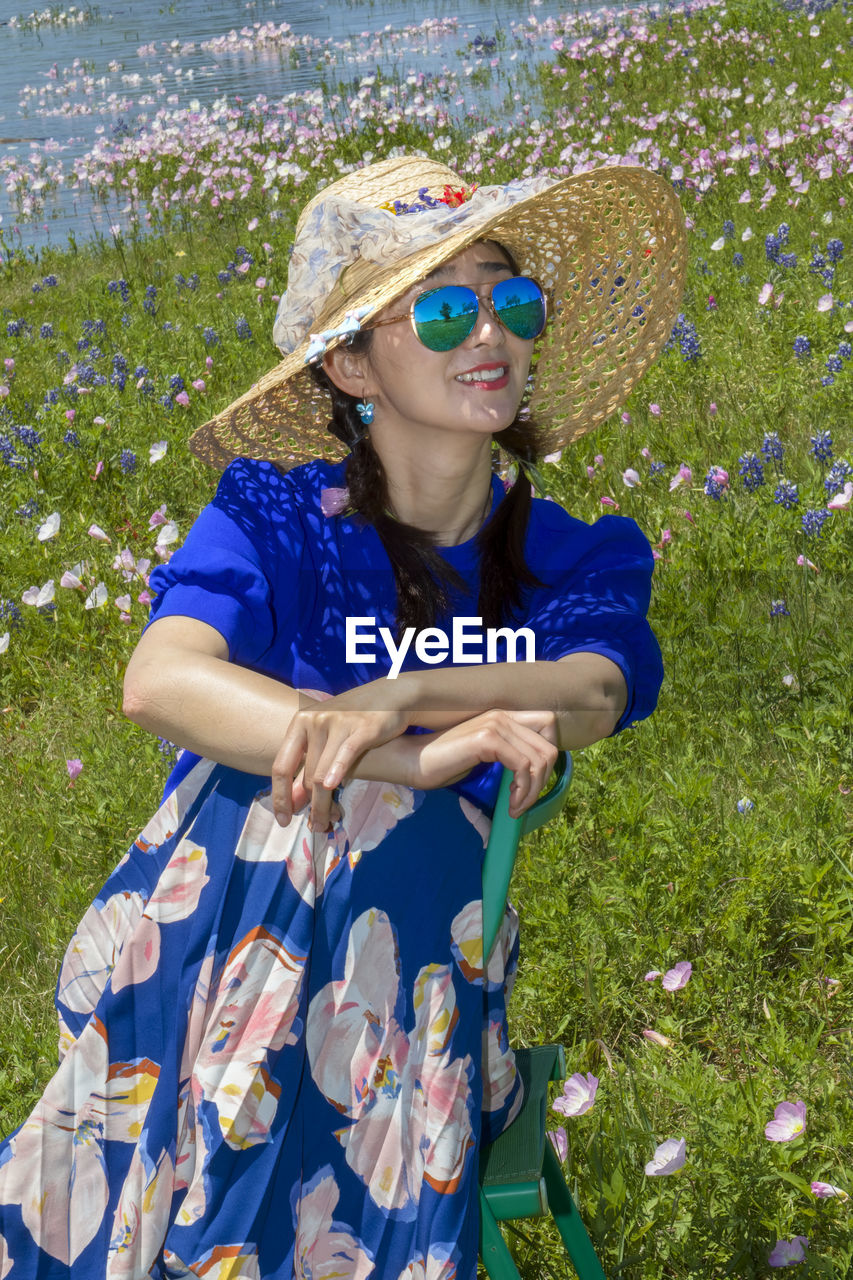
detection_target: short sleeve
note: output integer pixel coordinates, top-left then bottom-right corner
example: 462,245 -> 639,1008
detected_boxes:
522,511 -> 663,734
147,458 -> 301,668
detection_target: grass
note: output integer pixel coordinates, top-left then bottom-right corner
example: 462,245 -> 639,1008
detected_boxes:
1,0 -> 853,1273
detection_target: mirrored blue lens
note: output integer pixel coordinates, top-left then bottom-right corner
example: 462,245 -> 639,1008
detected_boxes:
491,276 -> 547,340
412,286 -> 479,351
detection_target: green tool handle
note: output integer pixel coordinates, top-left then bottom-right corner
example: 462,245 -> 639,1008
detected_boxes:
482,752 -> 573,959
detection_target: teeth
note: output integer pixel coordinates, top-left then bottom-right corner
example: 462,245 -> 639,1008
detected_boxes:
456,367 -> 507,383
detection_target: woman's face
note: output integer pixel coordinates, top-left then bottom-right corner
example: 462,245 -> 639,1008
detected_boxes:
360,241 -> 535,445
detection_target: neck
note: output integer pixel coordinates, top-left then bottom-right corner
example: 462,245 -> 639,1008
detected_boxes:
372,435 -> 496,546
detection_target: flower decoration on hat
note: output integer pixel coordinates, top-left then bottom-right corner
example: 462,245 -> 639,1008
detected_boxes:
379,184 -> 477,216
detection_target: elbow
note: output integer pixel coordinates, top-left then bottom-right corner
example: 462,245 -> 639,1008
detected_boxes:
123,658 -> 158,729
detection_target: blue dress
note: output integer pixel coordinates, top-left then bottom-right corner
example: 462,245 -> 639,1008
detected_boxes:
0,457 -> 662,1278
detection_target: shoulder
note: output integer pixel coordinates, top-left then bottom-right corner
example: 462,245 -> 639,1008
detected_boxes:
212,455 -> 347,519
526,496 -> 654,571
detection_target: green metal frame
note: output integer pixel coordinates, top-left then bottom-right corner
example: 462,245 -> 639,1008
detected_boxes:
479,756 -> 606,1279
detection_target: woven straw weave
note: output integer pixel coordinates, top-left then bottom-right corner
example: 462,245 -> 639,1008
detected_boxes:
189,158 -> 687,470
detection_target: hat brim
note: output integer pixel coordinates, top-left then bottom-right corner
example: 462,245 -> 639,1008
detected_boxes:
190,165 -> 687,470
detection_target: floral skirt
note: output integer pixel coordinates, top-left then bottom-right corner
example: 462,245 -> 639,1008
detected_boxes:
0,758 -> 522,1278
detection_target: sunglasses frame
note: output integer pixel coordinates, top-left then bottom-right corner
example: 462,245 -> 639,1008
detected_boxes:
365,275 -> 549,351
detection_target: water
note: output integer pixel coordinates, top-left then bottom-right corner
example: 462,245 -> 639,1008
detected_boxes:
0,0 -> 597,252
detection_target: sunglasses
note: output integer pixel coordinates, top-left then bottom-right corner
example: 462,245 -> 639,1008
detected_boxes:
368,275 -> 548,352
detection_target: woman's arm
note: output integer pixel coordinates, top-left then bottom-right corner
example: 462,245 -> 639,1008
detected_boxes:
383,656 -> 628,747
123,616 -> 560,825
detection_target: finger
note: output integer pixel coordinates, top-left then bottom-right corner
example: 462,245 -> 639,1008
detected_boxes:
308,779 -> 335,833
509,741 -> 559,816
272,721 -> 310,825
315,727 -> 377,790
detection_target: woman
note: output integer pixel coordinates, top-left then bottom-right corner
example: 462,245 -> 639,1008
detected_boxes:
0,156 -> 686,1277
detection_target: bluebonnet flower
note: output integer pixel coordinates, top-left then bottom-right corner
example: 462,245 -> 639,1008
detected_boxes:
76,336 -> 91,352
722,219 -> 735,241
134,364 -> 149,379
802,508 -> 830,537
732,252 -> 744,267
809,252 -> 827,274
217,270 -> 232,285
826,238 -> 844,263
825,459 -> 853,495
0,435 -> 25,469
765,232 -> 781,263
31,282 -> 42,294
43,387 -> 60,407
121,313 -> 131,327
161,321 -> 177,333
838,342 -> 852,361
82,319 -> 106,338
737,797 -> 755,813
773,479 -> 799,509
111,353 -> 128,391
169,373 -> 185,393
0,599 -> 23,630
159,394 -> 174,412
809,431 -> 833,462
704,467 -> 729,499
739,452 -> 765,492
16,498 -> 39,520
695,258 -> 710,276
107,278 -> 131,304
119,449 -> 137,475
137,378 -> 154,398
779,252 -> 797,269
158,736 -> 179,763
769,599 -> 790,617
235,317 -> 253,341
42,275 -> 58,288
57,349 -> 70,366
649,460 -> 666,477
6,320 -> 22,338
235,246 -> 254,266
821,375 -> 835,387
15,425 -> 42,451
187,273 -> 200,291
776,222 -> 790,246
174,272 -> 187,290
40,323 -> 53,339
203,327 -> 220,347
825,355 -> 843,374
665,314 -> 702,362
143,284 -> 157,316
63,428 -> 80,448
761,431 -> 784,462
792,336 -> 811,358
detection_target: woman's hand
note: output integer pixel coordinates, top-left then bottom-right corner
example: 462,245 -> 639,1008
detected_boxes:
272,681 -> 414,829
408,708 -> 559,817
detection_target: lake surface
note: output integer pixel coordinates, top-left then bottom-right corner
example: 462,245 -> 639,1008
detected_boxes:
0,0 -> 610,252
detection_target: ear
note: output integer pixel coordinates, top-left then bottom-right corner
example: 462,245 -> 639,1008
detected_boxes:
323,344 -> 372,400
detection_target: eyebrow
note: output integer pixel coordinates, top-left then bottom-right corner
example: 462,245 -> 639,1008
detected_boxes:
422,259 -> 513,284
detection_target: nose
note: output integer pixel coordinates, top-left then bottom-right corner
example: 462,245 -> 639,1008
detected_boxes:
465,294 -> 504,346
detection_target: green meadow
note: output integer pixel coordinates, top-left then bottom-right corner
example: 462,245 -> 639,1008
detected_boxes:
1,0 -> 852,1274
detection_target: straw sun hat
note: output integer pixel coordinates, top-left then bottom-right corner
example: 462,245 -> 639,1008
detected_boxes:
189,154 -> 688,470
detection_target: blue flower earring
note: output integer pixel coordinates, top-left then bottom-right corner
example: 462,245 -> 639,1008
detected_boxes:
356,401 -> 375,426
